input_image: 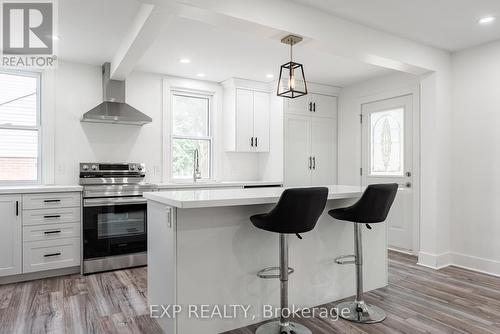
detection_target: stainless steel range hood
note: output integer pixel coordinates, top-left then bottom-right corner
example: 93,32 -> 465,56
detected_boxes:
81,63 -> 152,126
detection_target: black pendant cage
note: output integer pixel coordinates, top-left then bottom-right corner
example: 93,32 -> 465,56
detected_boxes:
277,61 -> 308,98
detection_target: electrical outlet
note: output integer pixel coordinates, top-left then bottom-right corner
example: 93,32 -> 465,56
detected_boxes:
57,163 -> 65,175
153,165 -> 161,176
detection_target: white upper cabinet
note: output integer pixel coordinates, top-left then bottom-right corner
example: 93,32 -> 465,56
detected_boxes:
252,91 -> 270,152
235,89 -> 255,152
0,195 -> 22,277
286,93 -> 337,118
223,79 -> 270,152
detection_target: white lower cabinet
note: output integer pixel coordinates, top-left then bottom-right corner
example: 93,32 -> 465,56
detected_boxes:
0,195 -> 22,276
0,191 -> 81,278
23,237 -> 80,273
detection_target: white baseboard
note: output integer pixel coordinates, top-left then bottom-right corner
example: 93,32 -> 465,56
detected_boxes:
417,251 -> 500,277
451,252 -> 500,278
417,251 -> 451,269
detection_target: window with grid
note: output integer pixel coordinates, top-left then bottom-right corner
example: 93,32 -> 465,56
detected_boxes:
171,92 -> 212,180
0,71 -> 41,183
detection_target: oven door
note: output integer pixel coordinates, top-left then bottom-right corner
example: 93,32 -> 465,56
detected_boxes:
83,197 -> 147,260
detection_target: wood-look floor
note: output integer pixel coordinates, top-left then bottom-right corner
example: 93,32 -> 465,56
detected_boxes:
1,251 -> 500,334
224,251 -> 500,334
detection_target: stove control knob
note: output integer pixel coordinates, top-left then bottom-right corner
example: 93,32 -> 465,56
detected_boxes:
137,165 -> 143,171
82,164 -> 89,171
130,165 -> 136,171
91,165 -> 97,171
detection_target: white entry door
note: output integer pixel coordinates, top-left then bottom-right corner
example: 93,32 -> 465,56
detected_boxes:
361,95 -> 414,252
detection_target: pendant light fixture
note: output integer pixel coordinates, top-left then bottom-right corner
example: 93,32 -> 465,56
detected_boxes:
277,35 -> 308,98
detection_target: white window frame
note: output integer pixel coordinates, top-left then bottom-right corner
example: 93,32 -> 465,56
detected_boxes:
0,69 -> 42,185
170,90 -> 213,181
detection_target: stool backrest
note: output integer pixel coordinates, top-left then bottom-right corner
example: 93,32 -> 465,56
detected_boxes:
266,187 -> 328,234
353,183 -> 398,223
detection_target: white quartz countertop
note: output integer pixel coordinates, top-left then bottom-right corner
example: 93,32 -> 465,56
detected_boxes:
156,180 -> 283,189
144,185 -> 363,208
0,185 -> 83,194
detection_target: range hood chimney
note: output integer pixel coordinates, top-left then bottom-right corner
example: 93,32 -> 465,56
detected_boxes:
80,63 -> 152,125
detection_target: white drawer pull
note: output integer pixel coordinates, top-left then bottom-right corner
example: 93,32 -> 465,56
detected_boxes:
44,252 -> 61,257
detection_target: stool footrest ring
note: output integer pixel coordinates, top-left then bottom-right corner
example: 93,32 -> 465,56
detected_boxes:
335,254 -> 356,265
257,266 -> 294,279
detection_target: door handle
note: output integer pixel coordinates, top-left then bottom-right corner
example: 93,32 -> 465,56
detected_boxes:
15,201 -> 19,216
250,137 -> 254,147
313,102 -> 316,112
405,171 -> 412,177
312,157 -> 316,170
308,157 -> 312,170
44,215 -> 61,219
255,137 -> 258,147
309,102 -> 312,112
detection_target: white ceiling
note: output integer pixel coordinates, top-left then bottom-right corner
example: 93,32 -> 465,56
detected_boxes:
57,0 -> 394,87
58,0 -> 141,64
135,16 -> 394,86
291,0 -> 500,52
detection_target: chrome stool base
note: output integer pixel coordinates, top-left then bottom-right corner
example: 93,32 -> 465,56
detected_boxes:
255,321 -> 312,334
335,301 -> 386,324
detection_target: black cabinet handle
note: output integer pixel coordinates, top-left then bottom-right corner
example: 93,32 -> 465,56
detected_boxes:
250,137 -> 254,147
44,252 -> 61,257
313,102 -> 316,112
309,102 -> 312,112
308,157 -> 312,170
44,230 -> 61,235
15,201 -> 19,216
255,137 -> 258,147
313,156 -> 316,170
44,215 -> 61,219
44,199 -> 61,203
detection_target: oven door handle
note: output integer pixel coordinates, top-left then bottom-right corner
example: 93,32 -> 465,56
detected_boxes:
83,197 -> 147,207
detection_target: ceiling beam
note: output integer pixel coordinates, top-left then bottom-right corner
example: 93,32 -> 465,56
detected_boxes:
110,2 -> 175,80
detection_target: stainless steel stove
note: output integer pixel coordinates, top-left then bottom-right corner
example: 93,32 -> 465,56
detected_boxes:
79,163 -> 157,274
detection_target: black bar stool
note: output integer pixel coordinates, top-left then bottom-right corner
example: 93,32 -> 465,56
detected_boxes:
251,187 -> 328,334
328,183 -> 398,324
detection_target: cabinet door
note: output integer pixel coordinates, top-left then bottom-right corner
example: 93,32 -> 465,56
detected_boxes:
286,95 -> 310,116
310,94 -> 337,118
0,195 -> 21,276
284,114 -> 312,186
253,91 -> 270,152
235,89 -> 254,152
311,117 -> 336,185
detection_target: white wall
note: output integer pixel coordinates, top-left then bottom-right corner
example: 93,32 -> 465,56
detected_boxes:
46,61 -> 274,185
338,72 -> 420,185
451,40 -> 500,276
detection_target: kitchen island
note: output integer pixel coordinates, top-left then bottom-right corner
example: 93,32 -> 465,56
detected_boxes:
144,185 -> 388,334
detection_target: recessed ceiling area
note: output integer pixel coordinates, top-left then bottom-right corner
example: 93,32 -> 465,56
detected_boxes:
57,0 -> 396,87
136,16 -> 395,86
290,0 -> 500,52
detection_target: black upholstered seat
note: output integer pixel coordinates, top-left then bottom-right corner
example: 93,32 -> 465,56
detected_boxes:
328,183 -> 398,224
251,187 -> 328,234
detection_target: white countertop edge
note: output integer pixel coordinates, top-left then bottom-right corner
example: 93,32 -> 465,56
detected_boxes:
156,180 -> 283,189
144,186 -> 363,209
0,185 -> 83,194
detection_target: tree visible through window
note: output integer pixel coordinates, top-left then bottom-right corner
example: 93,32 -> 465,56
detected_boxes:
171,93 -> 211,180
0,71 -> 40,183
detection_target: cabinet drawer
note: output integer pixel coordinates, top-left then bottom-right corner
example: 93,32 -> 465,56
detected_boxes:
22,207 -> 80,226
23,192 -> 81,210
23,238 -> 80,273
23,223 -> 80,242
